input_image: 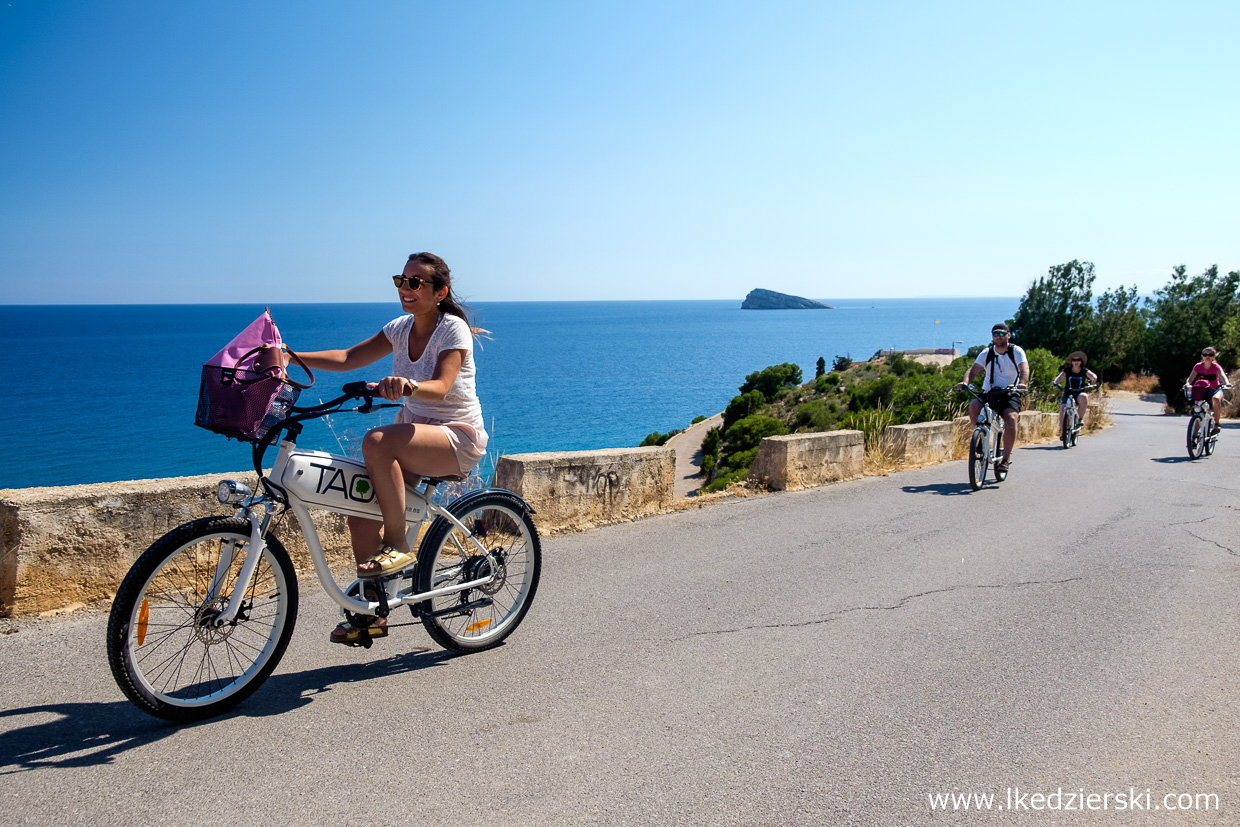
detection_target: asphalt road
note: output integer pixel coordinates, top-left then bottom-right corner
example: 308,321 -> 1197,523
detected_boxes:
2,395 -> 1237,826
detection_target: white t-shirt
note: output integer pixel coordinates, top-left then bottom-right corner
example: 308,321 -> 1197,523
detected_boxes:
974,344 -> 1027,391
382,313 -> 484,429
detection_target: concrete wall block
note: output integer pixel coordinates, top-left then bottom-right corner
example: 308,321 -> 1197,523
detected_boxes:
0,474 -> 354,617
1017,410 -> 1056,441
749,430 -> 864,491
883,421 -> 954,466
493,447 -> 675,533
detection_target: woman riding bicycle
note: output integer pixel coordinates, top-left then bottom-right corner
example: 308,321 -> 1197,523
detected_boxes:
296,252 -> 488,644
1184,346 -> 1230,435
1052,351 -> 1098,433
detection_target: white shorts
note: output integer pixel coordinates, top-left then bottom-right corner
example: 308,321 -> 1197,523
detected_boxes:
396,409 -> 488,477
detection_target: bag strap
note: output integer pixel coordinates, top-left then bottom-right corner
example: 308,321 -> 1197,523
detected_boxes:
227,344 -> 315,389
987,344 -> 1017,387
282,347 -> 315,390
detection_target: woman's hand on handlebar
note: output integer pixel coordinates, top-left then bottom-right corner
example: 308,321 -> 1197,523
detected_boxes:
368,376 -> 416,401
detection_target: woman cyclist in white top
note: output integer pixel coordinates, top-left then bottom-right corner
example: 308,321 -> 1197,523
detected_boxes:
297,252 -> 488,643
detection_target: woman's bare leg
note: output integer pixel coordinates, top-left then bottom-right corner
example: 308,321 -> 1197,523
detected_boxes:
360,423 -> 459,562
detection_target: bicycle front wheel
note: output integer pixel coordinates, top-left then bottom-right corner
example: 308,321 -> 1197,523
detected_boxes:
1187,415 -> 1206,460
106,516 -> 298,722
1061,410 -> 1071,449
968,429 -> 986,491
415,492 -> 541,653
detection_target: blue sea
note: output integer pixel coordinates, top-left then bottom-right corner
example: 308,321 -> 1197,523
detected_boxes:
0,298 -> 1017,490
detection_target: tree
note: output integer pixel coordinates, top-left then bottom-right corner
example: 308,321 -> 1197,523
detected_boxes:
815,356 -> 826,378
1010,260 -> 1096,357
1144,265 -> 1240,410
1083,285 -> 1146,382
739,363 -> 802,400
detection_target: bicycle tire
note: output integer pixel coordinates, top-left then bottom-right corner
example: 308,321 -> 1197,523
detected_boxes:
968,429 -> 986,491
414,491 -> 541,653
1061,410 -> 1071,449
1187,415 -> 1206,460
106,516 -> 298,722
1205,423 -> 1217,457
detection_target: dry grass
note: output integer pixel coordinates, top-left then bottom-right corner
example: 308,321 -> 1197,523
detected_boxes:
1083,393 -> 1113,433
854,405 -> 903,475
951,416 -> 973,460
1111,373 -> 1160,394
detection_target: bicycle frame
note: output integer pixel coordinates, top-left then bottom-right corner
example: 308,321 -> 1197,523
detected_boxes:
209,412 -> 499,628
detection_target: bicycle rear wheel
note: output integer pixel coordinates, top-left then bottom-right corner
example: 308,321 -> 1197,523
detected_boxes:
968,429 -> 986,491
106,516 -> 298,722
1187,415 -> 1206,459
415,491 -> 541,653
1205,423 -> 1217,456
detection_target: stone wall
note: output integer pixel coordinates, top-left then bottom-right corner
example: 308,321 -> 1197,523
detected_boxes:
883,421 -> 954,466
493,447 -> 675,533
748,430 -> 864,491
0,474 -> 353,617
1017,410 -> 1057,441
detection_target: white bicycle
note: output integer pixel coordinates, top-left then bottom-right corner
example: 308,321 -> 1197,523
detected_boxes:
1184,383 -> 1232,460
1053,382 -> 1097,449
107,382 -> 541,722
962,385 -> 1019,491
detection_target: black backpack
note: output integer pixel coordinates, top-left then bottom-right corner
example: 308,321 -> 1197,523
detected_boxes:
984,344 -> 1019,386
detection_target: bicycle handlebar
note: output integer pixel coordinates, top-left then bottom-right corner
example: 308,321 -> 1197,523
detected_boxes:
251,382 -> 404,499
957,383 -> 1023,400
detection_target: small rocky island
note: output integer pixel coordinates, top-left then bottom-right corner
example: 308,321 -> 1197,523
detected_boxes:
741,288 -> 832,310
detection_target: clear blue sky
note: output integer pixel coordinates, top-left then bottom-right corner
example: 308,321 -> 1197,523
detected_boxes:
2,1 -> 1237,304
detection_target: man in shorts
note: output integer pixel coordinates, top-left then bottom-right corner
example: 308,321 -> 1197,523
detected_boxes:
957,323 -> 1030,472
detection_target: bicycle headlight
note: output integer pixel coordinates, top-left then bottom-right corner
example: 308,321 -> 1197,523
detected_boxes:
217,479 -> 253,505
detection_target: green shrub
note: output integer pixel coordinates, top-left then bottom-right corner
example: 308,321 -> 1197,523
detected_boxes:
638,429 -> 681,447
723,389 -> 766,429
701,466 -> 750,493
795,399 -> 839,431
832,354 -> 852,371
691,415 -> 706,424
848,374 -> 897,410
740,363 -> 803,401
723,415 -> 788,452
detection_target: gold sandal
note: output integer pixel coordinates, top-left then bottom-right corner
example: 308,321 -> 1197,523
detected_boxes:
357,544 -> 415,578
329,616 -> 388,645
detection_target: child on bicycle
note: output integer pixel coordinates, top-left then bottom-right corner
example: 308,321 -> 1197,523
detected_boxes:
296,252 -> 489,644
1052,351 -> 1098,434
1184,346 -> 1230,435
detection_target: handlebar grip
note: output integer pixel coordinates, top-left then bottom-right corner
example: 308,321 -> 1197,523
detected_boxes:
342,381 -> 371,397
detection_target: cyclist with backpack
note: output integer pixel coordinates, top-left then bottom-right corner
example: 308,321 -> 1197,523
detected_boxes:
956,323 -> 1029,473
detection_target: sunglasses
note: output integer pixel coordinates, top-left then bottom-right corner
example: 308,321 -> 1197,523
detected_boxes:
393,275 -> 436,290
1202,353 -> 1216,358
1070,359 -> 1082,363
992,332 -> 1010,338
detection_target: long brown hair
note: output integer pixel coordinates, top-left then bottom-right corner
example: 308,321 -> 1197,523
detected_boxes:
407,252 -> 484,335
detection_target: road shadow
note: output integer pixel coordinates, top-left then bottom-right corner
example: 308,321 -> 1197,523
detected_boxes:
901,482 -> 974,496
1151,456 -> 1196,464
0,647 -> 458,774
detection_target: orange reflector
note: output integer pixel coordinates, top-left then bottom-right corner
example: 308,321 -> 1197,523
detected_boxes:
136,599 -> 150,646
465,619 -> 493,633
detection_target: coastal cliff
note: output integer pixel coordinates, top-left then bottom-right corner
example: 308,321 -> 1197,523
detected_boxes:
741,289 -> 832,310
